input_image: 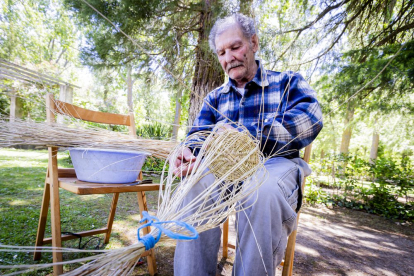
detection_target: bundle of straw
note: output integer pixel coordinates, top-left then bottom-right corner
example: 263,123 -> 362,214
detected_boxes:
0,117 -> 176,159
0,124 -> 267,276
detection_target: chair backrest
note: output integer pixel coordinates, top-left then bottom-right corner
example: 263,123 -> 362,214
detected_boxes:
45,93 -> 136,137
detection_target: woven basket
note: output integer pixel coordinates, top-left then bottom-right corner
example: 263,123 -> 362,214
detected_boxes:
208,129 -> 261,182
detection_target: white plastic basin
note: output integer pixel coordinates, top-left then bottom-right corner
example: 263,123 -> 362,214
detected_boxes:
69,148 -> 150,184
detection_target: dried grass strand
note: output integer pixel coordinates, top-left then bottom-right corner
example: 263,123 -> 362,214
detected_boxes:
0,116 -> 176,159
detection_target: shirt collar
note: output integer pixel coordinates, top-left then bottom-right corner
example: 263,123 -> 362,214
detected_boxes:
220,60 -> 269,94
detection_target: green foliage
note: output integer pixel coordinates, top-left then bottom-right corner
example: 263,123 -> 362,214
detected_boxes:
62,150 -> 73,166
136,122 -> 171,140
142,156 -> 167,173
306,153 -> 414,221
135,121 -> 171,173
304,177 -> 326,205
370,156 -> 414,201
257,0 -> 320,70
319,41 -> 414,117
65,0 -> 164,65
0,0 -> 80,122
64,0 -> 206,78
0,91 -> 10,116
0,0 -> 78,64
313,41 -> 414,163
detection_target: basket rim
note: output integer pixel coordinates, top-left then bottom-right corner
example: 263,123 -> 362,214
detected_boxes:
69,147 -> 151,156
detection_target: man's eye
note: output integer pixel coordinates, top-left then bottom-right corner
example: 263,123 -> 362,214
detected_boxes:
232,46 -> 240,50
218,52 -> 224,56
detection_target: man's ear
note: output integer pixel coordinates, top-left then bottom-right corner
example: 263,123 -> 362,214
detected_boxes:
251,34 -> 259,53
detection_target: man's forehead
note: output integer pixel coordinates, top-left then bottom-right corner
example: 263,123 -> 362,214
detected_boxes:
215,27 -> 246,50
216,38 -> 243,51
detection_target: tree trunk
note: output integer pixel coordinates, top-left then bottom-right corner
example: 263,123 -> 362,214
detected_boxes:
339,107 -> 355,155
172,89 -> 182,141
370,131 -> 380,163
59,85 -> 73,103
171,32 -> 184,141
103,86 -> 109,109
188,0 -> 224,127
9,90 -> 18,122
57,84 -> 73,124
127,66 -> 134,112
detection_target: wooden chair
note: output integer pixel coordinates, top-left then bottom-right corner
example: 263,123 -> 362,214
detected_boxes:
34,93 -> 159,276
222,144 -> 312,276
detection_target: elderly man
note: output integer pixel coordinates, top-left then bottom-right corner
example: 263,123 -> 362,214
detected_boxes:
173,13 -> 323,276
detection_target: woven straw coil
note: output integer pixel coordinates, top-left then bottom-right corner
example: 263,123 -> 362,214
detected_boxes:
207,128 -> 261,182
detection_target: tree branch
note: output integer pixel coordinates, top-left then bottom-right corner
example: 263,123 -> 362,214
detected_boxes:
375,22 -> 414,47
281,0 -> 349,34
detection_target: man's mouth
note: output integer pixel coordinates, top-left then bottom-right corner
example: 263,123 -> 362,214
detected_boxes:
227,63 -> 243,72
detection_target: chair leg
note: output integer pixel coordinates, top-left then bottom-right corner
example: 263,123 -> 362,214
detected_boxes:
282,215 -> 300,276
137,191 -> 157,276
282,157 -> 310,275
104,193 -> 119,244
49,147 -> 63,275
34,180 -> 51,260
223,219 -> 229,258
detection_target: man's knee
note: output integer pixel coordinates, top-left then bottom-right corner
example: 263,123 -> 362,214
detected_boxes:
263,158 -> 300,198
251,157 -> 301,219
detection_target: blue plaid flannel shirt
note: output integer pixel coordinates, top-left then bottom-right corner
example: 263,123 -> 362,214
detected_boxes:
187,61 -> 323,158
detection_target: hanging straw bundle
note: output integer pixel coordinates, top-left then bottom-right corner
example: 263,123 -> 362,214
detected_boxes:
0,116 -> 176,159
0,123 -> 267,276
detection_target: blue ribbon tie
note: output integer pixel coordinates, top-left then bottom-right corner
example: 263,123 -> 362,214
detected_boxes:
137,211 -> 199,251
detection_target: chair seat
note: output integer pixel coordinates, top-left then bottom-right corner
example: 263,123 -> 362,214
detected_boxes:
56,168 -> 161,195
58,178 -> 161,195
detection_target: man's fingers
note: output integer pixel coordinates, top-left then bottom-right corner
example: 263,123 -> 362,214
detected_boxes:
173,160 -> 196,177
171,147 -> 197,177
175,158 -> 182,168
186,162 -> 196,173
182,148 -> 196,162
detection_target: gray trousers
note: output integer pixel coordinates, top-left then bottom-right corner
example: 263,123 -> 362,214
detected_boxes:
174,157 -> 311,276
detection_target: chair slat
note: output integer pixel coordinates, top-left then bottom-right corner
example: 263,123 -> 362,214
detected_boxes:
54,100 -> 131,126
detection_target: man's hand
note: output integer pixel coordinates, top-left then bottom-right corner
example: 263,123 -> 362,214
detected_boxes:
171,147 -> 197,177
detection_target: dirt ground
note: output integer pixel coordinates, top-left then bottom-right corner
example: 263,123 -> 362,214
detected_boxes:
131,204 -> 414,276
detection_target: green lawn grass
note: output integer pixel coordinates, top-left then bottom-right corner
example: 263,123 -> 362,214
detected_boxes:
0,148 -> 160,275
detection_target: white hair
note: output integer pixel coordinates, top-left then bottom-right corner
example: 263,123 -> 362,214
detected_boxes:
209,13 -> 256,53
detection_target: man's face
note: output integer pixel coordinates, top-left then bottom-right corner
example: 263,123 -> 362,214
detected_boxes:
215,25 -> 258,87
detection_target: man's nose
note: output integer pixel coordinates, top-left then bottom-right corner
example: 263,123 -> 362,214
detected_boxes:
225,51 -> 235,63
